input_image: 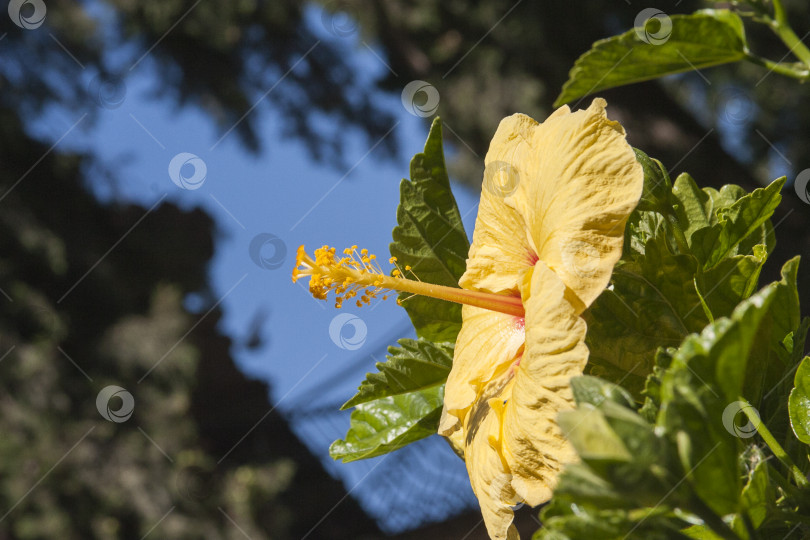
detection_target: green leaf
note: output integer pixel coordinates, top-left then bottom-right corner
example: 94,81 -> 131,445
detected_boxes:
657,279 -> 779,515
542,464 -> 626,509
670,173 -> 746,245
390,117 -> 470,343
341,338 -> 453,409
743,257 -> 806,408
555,10 -> 748,107
558,404 -> 633,463
680,524 -> 725,539
788,355 -> 810,444
695,245 -> 767,320
544,401 -> 689,538
541,235 -> 799,539
738,460 -> 773,530
669,174 -> 782,321
585,222 -> 707,394
685,176 -> 784,270
587,161 -> 784,395
537,505 -> 682,540
330,385 -> 443,462
639,347 -> 676,422
570,375 -> 636,409
633,148 -> 673,215
333,121 -> 469,463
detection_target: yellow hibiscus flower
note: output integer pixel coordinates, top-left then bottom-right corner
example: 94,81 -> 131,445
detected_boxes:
293,98 -> 642,540
440,98 -> 643,539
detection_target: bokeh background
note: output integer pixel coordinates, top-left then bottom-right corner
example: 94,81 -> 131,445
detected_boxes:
2,1 -> 809,538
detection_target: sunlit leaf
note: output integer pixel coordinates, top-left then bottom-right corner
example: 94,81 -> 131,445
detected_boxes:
330,386 -> 444,462
390,117 -> 470,342
555,10 -> 748,107
341,338 -> 453,409
789,355 -> 810,445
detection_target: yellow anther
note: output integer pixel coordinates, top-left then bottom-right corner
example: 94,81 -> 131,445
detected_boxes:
294,243 -> 526,317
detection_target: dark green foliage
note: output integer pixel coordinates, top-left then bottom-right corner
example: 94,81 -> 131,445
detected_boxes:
538,261 -> 810,539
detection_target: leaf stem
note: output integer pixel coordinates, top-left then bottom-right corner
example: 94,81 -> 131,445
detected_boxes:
765,0 -> 810,68
744,53 -> 810,81
740,398 -> 810,489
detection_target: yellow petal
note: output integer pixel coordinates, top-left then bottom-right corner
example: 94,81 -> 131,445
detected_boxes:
459,113 -> 539,294
439,304 -> 525,436
465,396 -> 521,540
502,262 -> 588,506
475,98 -> 643,310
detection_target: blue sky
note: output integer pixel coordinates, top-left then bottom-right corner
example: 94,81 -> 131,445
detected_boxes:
29,4 -> 482,531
